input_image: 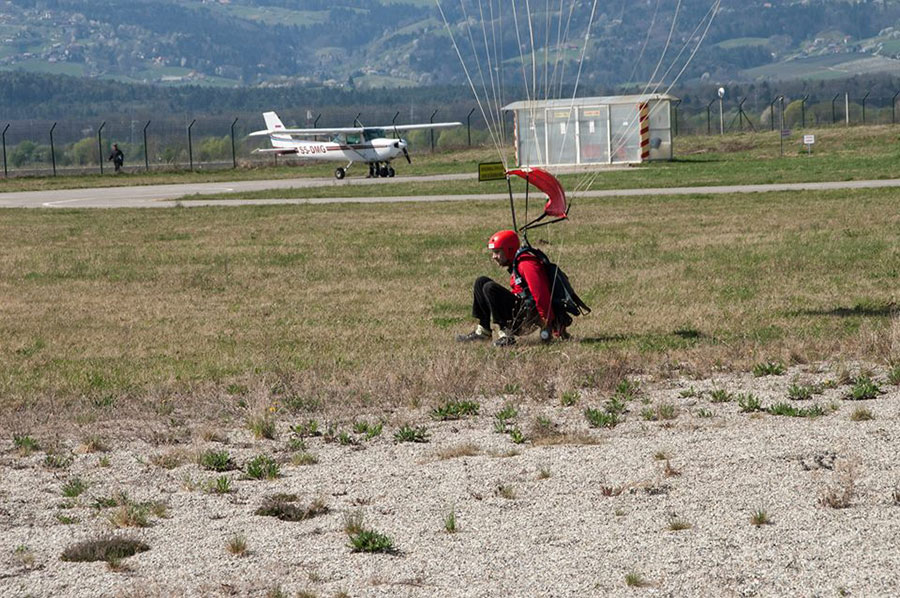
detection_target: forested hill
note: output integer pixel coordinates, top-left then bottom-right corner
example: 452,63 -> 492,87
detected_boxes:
2,0 -> 900,89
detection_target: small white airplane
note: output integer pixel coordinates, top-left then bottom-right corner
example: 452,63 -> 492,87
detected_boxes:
249,111 -> 463,179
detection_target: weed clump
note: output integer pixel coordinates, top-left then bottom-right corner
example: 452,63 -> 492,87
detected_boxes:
256,495 -> 328,522
244,455 -> 280,480
431,400 -> 480,420
394,424 -> 429,443
753,361 -> 785,377
61,536 -> 149,562
198,449 -> 235,472
845,376 -> 880,401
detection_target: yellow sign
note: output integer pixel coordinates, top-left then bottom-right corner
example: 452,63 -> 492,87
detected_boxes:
478,161 -> 506,182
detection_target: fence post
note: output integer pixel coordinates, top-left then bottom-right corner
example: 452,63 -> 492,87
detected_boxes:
430,109 -> 438,152
391,111 -> 400,138
354,113 -> 361,127
187,119 -> 196,171
861,91 -> 869,124
49,122 -> 57,176
1,123 -> 8,177
467,107 -> 476,146
801,94 -> 809,128
831,94 -> 839,125
706,99 -> 715,135
769,98 -> 777,131
778,96 -> 785,157
231,117 -> 238,169
98,121 -> 106,174
143,120 -> 151,171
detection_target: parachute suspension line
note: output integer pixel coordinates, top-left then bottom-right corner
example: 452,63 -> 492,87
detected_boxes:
460,0 -> 503,158
436,0 -> 506,166
476,0 -> 503,152
509,0 -> 543,166
661,0 -> 721,96
608,0 -> 720,162
643,0 -> 682,95
626,0 -> 662,87
553,0 -> 599,166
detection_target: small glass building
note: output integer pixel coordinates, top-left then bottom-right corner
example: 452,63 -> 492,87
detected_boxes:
503,94 -> 676,167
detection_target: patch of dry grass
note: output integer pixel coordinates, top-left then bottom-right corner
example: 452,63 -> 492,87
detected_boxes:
434,442 -> 482,460
1,183 -> 897,428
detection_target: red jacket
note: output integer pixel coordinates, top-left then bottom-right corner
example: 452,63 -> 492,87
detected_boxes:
510,252 -> 554,325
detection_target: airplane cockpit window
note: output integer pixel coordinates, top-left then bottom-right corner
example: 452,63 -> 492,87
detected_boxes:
346,133 -> 361,144
363,129 -> 385,142
331,133 -> 345,144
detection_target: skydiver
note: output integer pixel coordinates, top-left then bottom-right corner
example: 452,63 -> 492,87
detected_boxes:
456,230 -> 565,347
108,143 -> 124,173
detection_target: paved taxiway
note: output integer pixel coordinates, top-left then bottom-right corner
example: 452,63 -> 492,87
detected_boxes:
3,173 -> 900,209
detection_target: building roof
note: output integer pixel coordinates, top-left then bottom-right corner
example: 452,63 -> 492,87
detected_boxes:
502,93 -> 678,111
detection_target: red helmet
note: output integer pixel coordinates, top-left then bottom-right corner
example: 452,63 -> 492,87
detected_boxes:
487,230 -> 520,262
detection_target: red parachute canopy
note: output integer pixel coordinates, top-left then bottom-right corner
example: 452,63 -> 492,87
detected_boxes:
506,167 -> 567,218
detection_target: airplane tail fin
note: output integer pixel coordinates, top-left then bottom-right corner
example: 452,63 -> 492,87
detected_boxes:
263,111 -> 293,148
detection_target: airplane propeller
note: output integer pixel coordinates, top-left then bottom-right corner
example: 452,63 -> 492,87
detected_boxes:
395,138 -> 411,164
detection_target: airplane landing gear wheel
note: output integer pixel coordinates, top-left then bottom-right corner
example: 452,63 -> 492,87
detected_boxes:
334,167 -> 346,180
388,166 -> 395,177
379,166 -> 389,178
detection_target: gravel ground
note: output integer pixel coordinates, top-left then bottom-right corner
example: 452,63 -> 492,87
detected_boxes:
2,363 -> 899,598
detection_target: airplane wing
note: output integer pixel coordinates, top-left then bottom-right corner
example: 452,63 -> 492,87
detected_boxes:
390,122 -> 463,131
251,148 -> 299,155
249,127 -> 365,137
248,122 -> 463,137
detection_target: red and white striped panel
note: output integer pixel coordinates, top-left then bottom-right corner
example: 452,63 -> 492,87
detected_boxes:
639,102 -> 650,161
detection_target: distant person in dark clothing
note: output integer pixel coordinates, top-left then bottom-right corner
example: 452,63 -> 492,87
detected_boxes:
108,143 -> 124,173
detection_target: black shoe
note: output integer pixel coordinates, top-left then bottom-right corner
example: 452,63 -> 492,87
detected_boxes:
493,335 -> 516,347
456,330 -> 491,342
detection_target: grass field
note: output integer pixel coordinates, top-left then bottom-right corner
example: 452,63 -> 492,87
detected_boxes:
1,179 -> 897,426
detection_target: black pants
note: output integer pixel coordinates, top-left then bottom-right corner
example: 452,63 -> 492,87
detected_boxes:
471,276 -> 537,333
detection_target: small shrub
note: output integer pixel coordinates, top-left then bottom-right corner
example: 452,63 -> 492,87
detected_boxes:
207,475 -> 232,494
61,476 -> 89,498
537,465 -> 551,479
850,407 -> 874,421
61,536 -> 149,562
109,503 -> 150,528
560,390 -> 579,406
679,386 -> 697,398
496,484 -> 516,500
436,442 -> 481,460
226,533 -> 248,556
343,510 -> 365,535
696,408 -> 713,418
291,451 -> 319,466
13,434 -> 40,455
625,571 -> 650,588
394,424 -> 429,443
80,435 -> 109,453
584,408 -> 619,429
845,377 -> 880,401
709,388 -> 733,403
737,393 -> 763,413
888,366 -> 900,386
266,586 -> 288,598
247,414 -> 277,440
495,404 -> 518,421
431,400 -> 480,420
605,396 -> 628,415
767,402 -> 825,418
98,455 -> 111,467
508,427 -> 526,444
642,403 -> 678,422
444,508 -> 458,533
44,452 -> 73,469
819,460 -> 858,509
750,509 -> 772,526
601,485 -> 624,496
353,420 -> 383,439
753,361 -> 785,377
337,431 -> 357,446
198,449 -> 235,472
787,384 -> 813,401
615,378 -> 641,399
668,517 -> 692,531
291,420 -> 321,438
348,528 -> 396,554
151,449 -> 188,470
256,495 -> 328,522
245,455 -> 280,480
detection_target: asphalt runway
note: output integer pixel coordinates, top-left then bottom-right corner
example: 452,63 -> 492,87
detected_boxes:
2,172 -> 900,209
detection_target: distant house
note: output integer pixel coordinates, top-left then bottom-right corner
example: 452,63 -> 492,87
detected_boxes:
503,94 -> 676,168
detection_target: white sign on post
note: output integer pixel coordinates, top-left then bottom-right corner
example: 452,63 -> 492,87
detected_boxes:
803,134 -> 815,145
